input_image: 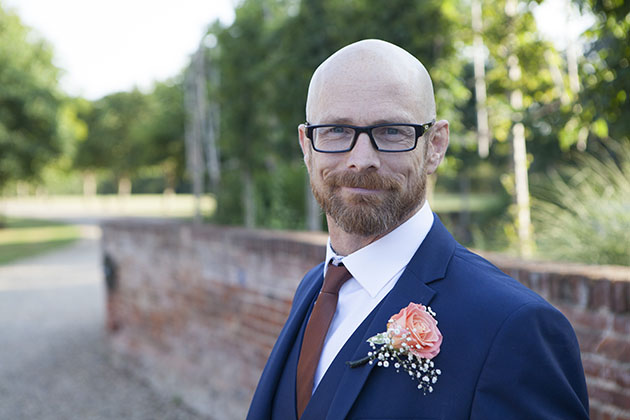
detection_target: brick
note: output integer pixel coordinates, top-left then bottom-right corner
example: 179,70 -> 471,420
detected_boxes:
588,357 -> 630,389
538,275 -> 552,300
597,336 -> 630,364
555,275 -> 584,304
590,280 -> 612,310
614,367 -> 630,389
613,389 -> 630,410
583,358 -> 606,379
614,316 -> 630,335
589,381 -> 616,406
589,406 -> 611,420
588,405 -> 605,420
611,281 -> 630,314
576,327 -> 605,353
560,305 -> 609,331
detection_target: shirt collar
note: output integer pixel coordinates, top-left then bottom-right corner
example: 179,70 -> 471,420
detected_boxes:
325,201 -> 434,298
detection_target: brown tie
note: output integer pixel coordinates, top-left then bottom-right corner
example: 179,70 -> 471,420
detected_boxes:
296,263 -> 352,418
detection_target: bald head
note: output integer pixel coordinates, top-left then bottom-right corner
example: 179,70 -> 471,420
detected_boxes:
306,39 -> 436,124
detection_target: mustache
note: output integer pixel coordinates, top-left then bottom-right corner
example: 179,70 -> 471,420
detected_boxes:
324,171 -> 402,190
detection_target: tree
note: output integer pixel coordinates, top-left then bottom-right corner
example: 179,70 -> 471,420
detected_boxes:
571,0 -> 629,146
0,6 -> 63,192
470,0 -> 567,255
141,80 -> 187,193
214,0 -> 294,227
74,90 -> 151,194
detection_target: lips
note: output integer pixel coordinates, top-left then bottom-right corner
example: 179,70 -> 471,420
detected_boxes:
341,186 -> 382,194
326,171 -> 401,192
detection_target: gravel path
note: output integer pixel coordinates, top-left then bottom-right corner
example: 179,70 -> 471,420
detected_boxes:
0,226 -> 206,420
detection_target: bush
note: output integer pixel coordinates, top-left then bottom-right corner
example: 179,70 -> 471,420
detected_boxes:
532,141 -> 630,266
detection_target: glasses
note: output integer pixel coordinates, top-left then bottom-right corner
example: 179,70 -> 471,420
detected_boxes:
305,120 -> 435,153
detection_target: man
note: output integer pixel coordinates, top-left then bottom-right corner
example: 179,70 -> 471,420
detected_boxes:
247,39 -> 589,419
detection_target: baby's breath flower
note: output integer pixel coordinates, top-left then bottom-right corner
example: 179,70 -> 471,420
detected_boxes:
354,302 -> 441,395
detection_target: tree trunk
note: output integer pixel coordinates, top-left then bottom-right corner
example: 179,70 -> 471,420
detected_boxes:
162,161 -> 176,195
117,176 -> 132,196
506,0 -> 534,257
512,122 -> 533,257
83,172 -> 97,196
184,62 -> 205,225
16,181 -> 29,197
472,0 -> 490,158
564,0 -> 581,95
545,50 -> 570,105
243,170 -> 255,228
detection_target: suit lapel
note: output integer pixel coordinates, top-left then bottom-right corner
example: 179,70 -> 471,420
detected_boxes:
324,216 -> 456,420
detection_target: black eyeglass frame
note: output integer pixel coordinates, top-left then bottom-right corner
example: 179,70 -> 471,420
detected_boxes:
304,120 -> 436,153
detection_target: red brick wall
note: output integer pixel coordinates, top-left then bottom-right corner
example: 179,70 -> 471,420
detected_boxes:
102,220 -> 630,420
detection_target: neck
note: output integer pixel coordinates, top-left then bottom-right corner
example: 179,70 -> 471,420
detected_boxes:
327,200 -> 424,256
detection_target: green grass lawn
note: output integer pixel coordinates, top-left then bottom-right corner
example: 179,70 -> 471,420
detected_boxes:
0,218 -> 80,265
431,192 -> 506,213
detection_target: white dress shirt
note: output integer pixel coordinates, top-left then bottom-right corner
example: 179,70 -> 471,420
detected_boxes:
312,201 -> 434,391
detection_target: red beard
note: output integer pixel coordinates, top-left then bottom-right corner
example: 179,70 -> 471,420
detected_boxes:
311,168 -> 427,236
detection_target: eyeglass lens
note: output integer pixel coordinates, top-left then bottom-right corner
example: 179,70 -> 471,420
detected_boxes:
313,125 -> 417,151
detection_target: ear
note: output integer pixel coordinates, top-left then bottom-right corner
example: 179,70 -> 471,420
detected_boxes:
298,123 -> 312,171
425,120 -> 449,175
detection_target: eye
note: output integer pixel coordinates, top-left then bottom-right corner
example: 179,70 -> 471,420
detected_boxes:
320,126 -> 351,137
374,126 -> 406,138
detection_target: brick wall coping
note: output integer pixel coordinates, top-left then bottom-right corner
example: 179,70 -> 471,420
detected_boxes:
102,219 -> 326,244
478,250 -> 630,282
101,219 -> 629,282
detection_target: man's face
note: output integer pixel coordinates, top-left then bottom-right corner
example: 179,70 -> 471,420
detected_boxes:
299,70 -> 434,237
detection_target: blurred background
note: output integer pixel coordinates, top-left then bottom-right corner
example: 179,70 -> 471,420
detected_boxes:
0,0 -> 628,265
0,1 -> 628,418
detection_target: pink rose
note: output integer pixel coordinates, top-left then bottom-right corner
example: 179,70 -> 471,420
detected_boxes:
387,303 -> 442,360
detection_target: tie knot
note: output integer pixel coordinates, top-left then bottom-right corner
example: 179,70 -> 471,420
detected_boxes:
321,263 -> 352,294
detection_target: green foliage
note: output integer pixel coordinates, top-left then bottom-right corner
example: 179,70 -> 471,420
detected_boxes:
0,217 -> 79,264
0,6 -> 63,191
136,80 -> 187,190
532,140 -> 630,266
72,80 -> 186,193
480,0 -> 567,173
573,0 -> 630,144
74,90 -> 149,179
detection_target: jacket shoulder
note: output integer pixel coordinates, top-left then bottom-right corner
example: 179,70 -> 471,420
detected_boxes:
448,244 -> 549,310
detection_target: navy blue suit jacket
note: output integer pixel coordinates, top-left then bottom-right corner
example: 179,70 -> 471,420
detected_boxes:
247,217 -> 589,419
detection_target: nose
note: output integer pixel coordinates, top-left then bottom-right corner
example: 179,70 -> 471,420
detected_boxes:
345,133 -> 380,171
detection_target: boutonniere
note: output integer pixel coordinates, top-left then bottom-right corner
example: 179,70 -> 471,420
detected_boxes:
347,302 -> 443,394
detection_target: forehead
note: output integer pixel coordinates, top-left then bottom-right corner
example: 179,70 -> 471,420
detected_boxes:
310,71 -> 425,125
316,88 -> 418,125
306,43 -> 435,124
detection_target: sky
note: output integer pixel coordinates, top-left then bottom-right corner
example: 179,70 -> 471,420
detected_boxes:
3,0 -> 236,100
4,0 -> 592,101
532,0 -> 594,51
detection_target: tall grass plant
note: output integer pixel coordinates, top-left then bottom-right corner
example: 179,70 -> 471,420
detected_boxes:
532,141 -> 630,266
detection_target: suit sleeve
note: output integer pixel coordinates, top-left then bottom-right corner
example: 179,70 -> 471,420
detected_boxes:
470,301 -> 589,420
